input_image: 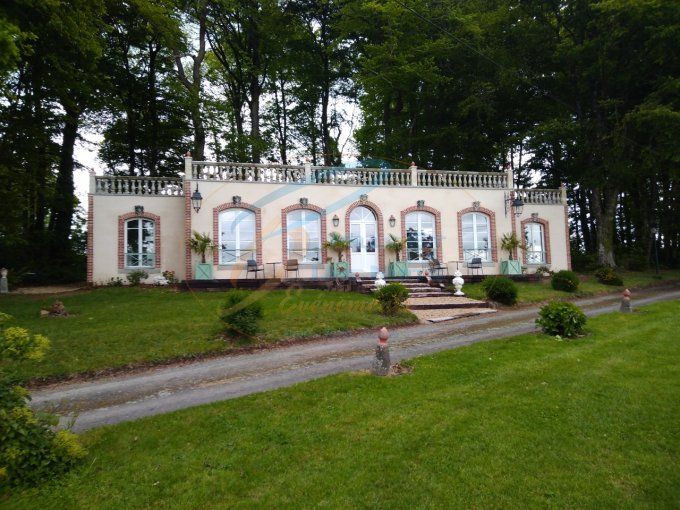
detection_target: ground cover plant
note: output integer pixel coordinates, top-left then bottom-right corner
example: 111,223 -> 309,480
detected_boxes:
2,301 -> 678,507
457,269 -> 679,304
0,288 -> 416,384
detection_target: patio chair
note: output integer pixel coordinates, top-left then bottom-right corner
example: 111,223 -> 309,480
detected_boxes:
246,259 -> 265,279
428,258 -> 448,276
283,259 -> 300,279
466,257 -> 483,276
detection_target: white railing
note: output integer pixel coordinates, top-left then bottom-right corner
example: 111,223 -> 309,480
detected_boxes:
191,162 -> 306,183
313,166 -> 412,186
515,189 -> 563,205
418,170 -> 506,188
95,176 -> 184,196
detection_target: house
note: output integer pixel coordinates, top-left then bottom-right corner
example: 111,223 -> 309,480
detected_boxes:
86,154 -> 570,283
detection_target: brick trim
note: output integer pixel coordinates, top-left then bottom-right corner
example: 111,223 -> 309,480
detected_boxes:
520,217 -> 551,265
457,206 -> 498,262
184,180 -> 192,280
118,211 -> 161,270
510,213 -> 518,261
87,194 -> 94,283
281,203 -> 327,264
400,205 -> 443,262
564,204 -> 572,269
213,202 -> 263,265
345,200 -> 385,272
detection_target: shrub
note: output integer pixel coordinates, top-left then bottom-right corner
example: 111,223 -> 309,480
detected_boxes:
594,266 -> 624,286
536,301 -> 587,338
162,270 -> 178,284
534,265 -> 553,277
373,283 -> 409,315
551,270 -> 580,292
126,270 -> 148,286
481,276 -> 518,305
220,291 -> 264,337
0,314 -> 86,487
106,277 -> 124,287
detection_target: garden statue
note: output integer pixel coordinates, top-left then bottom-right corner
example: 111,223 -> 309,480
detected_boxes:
374,272 -> 386,289
620,288 -> 632,313
0,268 -> 7,294
451,270 -> 465,296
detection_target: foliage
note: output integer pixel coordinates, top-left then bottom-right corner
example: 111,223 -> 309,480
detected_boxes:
0,313 -> 85,486
481,277 -> 518,305
323,232 -> 354,262
126,270 -> 148,286
594,267 -> 624,286
373,283 -> 409,316
551,270 -> 580,293
385,234 -> 406,262
106,277 -> 124,287
162,270 -> 177,284
220,291 -> 264,338
534,266 -> 553,277
536,301 -> 587,338
500,233 -> 525,261
188,231 -> 214,264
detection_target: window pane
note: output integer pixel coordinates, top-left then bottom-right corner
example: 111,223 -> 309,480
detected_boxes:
219,209 -> 256,264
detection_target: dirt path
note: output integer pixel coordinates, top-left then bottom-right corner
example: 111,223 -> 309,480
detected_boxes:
30,286 -> 680,432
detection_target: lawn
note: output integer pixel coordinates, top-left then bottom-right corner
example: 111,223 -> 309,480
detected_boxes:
0,287 -> 416,383
3,300 -> 679,508
459,269 -> 680,304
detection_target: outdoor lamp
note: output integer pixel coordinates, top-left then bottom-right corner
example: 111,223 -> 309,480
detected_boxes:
389,215 -> 396,227
512,196 -> 524,216
191,184 -> 203,213
332,214 -> 340,227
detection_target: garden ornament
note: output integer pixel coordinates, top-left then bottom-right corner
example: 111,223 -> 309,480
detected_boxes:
451,270 -> 465,296
375,272 -> 386,289
620,288 -> 632,313
372,327 -> 390,376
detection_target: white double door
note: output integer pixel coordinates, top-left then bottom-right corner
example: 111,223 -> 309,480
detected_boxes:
349,206 -> 378,274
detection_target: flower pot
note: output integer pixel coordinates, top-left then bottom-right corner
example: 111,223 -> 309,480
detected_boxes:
194,263 -> 213,280
331,261 -> 349,277
500,260 -> 521,275
389,261 -> 408,277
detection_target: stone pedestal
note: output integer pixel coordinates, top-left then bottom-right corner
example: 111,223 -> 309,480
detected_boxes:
620,289 -> 632,313
0,268 -> 8,294
371,327 -> 390,376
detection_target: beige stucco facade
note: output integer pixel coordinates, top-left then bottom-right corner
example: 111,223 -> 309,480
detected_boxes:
88,161 -> 570,283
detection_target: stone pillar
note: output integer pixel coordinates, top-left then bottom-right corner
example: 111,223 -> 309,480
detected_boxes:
304,158 -> 312,184
506,163 -> 513,189
560,183 -> 567,205
88,168 -> 96,194
371,327 -> 390,376
620,289 -> 632,313
0,268 -> 8,294
410,161 -> 418,187
184,151 -> 193,179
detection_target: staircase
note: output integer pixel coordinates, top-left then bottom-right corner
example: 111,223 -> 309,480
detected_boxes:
363,277 -> 495,322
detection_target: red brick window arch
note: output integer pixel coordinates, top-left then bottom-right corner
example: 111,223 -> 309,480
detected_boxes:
281,203 -> 327,264
213,202 -> 262,265
457,207 -> 498,262
400,205 -> 443,262
118,212 -> 161,270
345,200 -> 385,271
521,217 -> 551,265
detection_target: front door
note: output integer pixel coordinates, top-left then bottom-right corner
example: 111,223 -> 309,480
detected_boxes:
349,206 -> 378,274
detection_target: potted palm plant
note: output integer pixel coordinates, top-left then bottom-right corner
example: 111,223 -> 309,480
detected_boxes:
385,234 -> 408,277
500,232 -> 525,275
188,231 -> 215,279
324,232 -> 353,277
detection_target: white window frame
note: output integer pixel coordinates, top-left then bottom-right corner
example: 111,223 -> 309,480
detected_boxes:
524,222 -> 546,264
287,209 -> 321,263
219,209 -> 257,265
461,212 -> 491,262
124,218 -> 155,268
405,211 -> 436,261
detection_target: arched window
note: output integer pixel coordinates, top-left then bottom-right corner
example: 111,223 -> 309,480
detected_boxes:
219,209 -> 256,264
461,212 -> 490,261
125,218 -> 155,268
405,211 -> 436,261
287,210 -> 321,262
525,223 -> 546,264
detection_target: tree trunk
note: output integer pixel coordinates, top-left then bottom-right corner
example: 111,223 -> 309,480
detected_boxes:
591,187 -> 618,266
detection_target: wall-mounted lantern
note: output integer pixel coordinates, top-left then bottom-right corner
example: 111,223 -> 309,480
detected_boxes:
332,214 -> 340,227
389,215 -> 396,227
191,185 -> 203,213
134,205 -> 144,216
504,191 -> 524,217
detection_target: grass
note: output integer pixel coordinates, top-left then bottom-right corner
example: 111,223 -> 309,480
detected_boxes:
459,269 -> 680,304
0,287 -> 416,383
3,300 -> 679,508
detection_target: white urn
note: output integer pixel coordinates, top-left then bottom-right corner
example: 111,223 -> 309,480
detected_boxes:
452,270 -> 465,296
374,271 -> 387,289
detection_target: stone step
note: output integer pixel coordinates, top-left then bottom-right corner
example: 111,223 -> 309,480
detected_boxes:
406,292 -> 451,298
405,296 -> 489,310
